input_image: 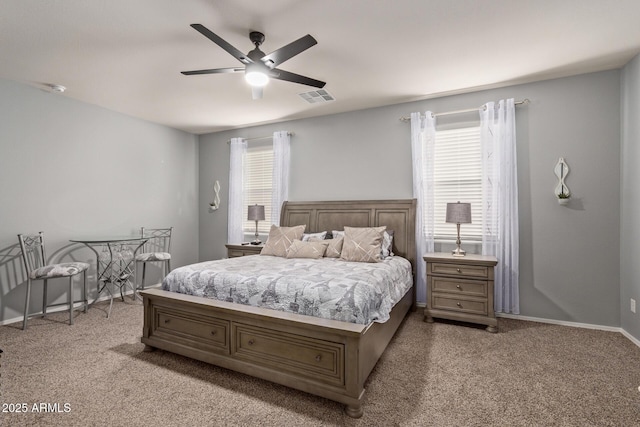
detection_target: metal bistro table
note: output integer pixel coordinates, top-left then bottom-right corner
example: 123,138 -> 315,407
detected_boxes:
70,236 -> 148,318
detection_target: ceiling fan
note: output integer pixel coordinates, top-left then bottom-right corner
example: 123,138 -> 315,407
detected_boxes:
181,24 -> 326,100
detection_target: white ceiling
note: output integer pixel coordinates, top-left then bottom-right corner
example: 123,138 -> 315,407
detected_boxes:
2,0 -> 639,135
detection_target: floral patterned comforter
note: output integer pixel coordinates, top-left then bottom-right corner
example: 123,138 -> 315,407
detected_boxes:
162,255 -> 413,325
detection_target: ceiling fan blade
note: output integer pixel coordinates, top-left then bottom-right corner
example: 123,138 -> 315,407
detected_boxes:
269,68 -> 326,88
252,87 -> 263,100
190,24 -> 252,64
261,34 -> 317,68
181,67 -> 244,75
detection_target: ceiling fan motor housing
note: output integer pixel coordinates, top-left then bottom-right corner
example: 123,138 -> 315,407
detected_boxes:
249,31 -> 265,47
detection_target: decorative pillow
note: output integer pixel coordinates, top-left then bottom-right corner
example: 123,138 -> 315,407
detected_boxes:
332,230 -> 344,239
340,226 -> 386,263
324,236 -> 344,258
381,230 -> 395,259
302,231 -> 327,242
286,240 -> 328,259
260,224 -> 306,257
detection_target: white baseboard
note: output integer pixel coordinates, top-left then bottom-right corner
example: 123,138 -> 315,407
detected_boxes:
0,284 -> 162,327
416,302 -> 640,349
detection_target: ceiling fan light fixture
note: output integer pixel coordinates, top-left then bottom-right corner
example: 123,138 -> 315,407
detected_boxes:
245,71 -> 269,87
245,64 -> 269,87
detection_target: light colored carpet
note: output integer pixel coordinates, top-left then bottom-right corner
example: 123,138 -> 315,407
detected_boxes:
1,299 -> 639,426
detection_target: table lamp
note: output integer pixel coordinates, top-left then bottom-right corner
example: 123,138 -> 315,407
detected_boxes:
247,204 -> 265,245
446,202 -> 472,257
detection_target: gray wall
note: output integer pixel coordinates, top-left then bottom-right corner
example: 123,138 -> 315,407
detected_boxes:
199,70 -> 622,329
621,53 -> 640,339
0,78 -> 199,324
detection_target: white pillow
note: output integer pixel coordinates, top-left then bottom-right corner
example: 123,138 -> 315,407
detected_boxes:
302,231 -> 327,242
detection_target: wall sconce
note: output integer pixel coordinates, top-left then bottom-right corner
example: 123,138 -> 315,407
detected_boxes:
209,180 -> 221,212
554,158 -> 571,205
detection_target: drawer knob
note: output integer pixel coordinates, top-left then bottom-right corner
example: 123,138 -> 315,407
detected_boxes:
456,284 -> 461,290
248,339 -> 255,345
456,302 -> 462,307
315,355 -> 322,362
164,319 -> 170,324
456,268 -> 461,273
210,330 -> 216,336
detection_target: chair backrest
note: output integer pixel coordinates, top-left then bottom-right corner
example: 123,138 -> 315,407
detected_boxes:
17,232 -> 47,275
141,227 -> 173,254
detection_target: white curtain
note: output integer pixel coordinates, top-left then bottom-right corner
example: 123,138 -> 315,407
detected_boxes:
480,99 -> 519,314
271,131 -> 291,225
227,137 -> 247,244
411,112 -> 436,303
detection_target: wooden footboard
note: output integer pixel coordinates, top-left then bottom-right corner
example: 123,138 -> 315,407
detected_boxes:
141,287 -> 412,417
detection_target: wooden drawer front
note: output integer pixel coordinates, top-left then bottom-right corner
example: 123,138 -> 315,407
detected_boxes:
228,250 -> 245,258
432,295 -> 488,316
431,262 -> 488,279
233,324 -> 345,386
432,277 -> 487,297
156,309 -> 229,351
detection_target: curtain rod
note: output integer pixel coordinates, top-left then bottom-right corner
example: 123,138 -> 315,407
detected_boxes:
399,99 -> 529,122
227,132 -> 294,144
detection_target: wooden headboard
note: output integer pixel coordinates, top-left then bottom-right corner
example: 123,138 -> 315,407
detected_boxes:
280,199 -> 417,272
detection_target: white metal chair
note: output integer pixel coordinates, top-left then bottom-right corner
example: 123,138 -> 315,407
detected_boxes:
135,227 -> 173,292
18,232 -> 89,330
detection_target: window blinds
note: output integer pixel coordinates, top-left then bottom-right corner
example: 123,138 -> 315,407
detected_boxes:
430,126 -> 483,240
243,143 -> 273,234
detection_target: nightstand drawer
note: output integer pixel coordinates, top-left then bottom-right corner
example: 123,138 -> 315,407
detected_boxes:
431,262 -> 488,279
226,244 -> 263,258
432,277 -> 488,297
432,295 -> 487,316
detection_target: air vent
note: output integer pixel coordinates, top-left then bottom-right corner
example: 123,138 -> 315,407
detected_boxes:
299,89 -> 335,104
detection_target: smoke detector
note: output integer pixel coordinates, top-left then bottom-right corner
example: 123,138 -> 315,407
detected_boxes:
50,84 -> 66,93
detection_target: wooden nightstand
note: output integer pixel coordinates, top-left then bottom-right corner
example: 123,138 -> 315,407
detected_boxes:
226,243 -> 263,258
424,252 -> 499,333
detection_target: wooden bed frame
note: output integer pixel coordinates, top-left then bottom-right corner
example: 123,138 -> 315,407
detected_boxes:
140,199 -> 416,417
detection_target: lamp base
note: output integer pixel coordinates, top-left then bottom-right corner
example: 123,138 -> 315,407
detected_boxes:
451,247 -> 466,257
252,221 -> 261,245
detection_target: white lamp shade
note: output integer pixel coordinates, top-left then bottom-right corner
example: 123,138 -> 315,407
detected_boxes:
247,204 -> 265,221
445,202 -> 472,224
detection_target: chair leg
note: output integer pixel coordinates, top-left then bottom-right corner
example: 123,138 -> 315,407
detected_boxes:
69,276 -> 74,326
23,278 -> 32,330
83,270 -> 88,313
42,279 -> 48,315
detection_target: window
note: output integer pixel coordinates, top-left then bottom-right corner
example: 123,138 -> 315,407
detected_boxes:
429,125 -> 483,240
242,142 -> 273,235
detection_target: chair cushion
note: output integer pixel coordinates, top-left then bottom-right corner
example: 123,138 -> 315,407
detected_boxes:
30,262 -> 90,280
135,252 -> 171,262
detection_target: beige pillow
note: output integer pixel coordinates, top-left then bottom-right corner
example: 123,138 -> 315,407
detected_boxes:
260,224 -> 306,257
340,226 -> 386,263
324,236 -> 344,258
286,240 -> 328,259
